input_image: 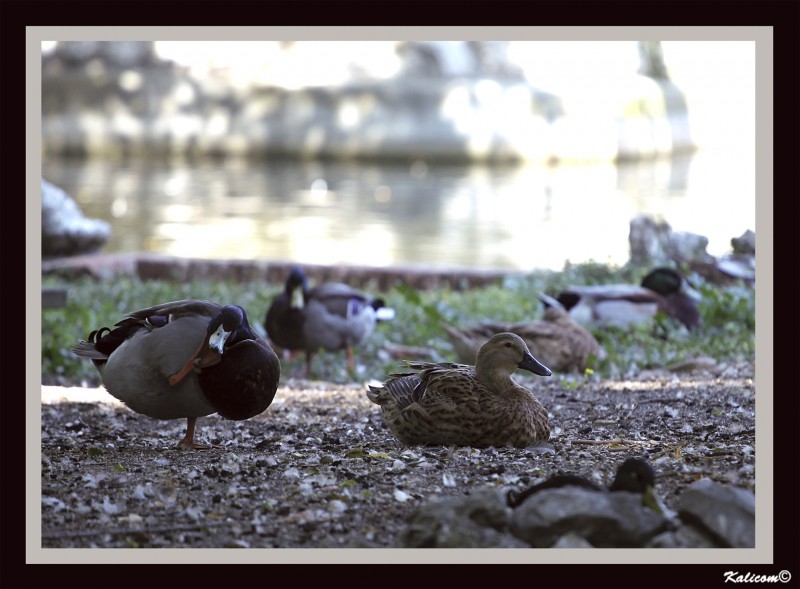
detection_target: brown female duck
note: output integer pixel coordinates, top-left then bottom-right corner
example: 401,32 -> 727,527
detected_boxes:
72,300 -> 281,448
264,266 -> 394,376
366,332 -> 551,448
443,293 -> 600,373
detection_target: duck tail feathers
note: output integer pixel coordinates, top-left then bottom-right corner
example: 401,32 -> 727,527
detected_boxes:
375,307 -> 396,321
538,292 -> 564,310
371,298 -> 396,321
366,384 -> 386,405
70,341 -> 109,360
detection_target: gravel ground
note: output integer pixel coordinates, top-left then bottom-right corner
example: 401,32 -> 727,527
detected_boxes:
40,359 -> 755,549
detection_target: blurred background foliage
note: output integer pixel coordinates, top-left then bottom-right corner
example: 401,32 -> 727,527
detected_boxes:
43,262 -> 754,387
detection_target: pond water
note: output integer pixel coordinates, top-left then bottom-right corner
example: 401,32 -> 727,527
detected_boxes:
42,147 -> 755,272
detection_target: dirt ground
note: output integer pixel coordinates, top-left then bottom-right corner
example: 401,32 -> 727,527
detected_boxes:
40,359 -> 755,549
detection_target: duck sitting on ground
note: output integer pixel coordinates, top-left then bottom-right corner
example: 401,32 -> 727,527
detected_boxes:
442,293 -> 601,373
264,266 -> 395,376
506,457 -> 672,516
72,300 -> 281,449
366,332 -> 552,448
554,267 -> 701,331
689,255 -> 755,287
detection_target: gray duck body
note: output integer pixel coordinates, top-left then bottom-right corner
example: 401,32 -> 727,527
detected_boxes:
97,314 -> 218,420
265,266 -> 394,374
72,299 -> 280,447
556,267 -> 701,331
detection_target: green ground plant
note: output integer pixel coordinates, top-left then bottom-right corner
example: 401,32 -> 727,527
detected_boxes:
42,263 -> 755,386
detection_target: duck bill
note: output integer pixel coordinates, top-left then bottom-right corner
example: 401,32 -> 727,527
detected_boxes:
200,323 -> 231,367
519,352 -> 552,377
207,323 -> 231,355
642,485 -> 675,518
198,346 -> 222,368
290,287 -> 304,309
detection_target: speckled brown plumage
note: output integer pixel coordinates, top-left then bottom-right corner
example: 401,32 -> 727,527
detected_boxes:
443,294 -> 601,374
367,333 -> 552,448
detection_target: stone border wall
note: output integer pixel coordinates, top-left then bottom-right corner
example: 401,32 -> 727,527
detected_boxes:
42,253 -> 522,291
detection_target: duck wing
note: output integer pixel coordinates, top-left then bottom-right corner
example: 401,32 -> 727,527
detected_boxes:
402,361 -> 482,409
72,300 -> 222,367
560,284 -> 660,303
367,372 -> 421,410
370,361 -> 480,409
308,283 -> 375,318
304,283 -> 380,349
368,361 -> 484,447
126,299 -> 222,321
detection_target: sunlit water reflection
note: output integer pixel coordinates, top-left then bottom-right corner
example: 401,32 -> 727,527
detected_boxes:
42,149 -> 754,272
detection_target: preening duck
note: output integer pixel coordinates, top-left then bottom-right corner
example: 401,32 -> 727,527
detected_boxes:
72,300 -> 281,448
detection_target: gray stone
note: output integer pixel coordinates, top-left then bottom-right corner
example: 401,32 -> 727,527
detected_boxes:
647,523 -> 719,548
628,215 -> 672,266
398,489 -> 528,548
731,230 -> 755,254
629,215 -> 714,267
56,41 -> 103,64
509,486 -> 669,548
42,179 -> 111,258
101,42 -> 154,67
666,231 -> 710,263
677,478 -> 755,548
552,532 -> 595,548
49,41 -> 154,68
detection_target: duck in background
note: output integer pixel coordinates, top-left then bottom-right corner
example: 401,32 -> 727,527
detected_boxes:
442,293 -> 601,374
554,267 -> 701,331
71,300 -> 281,449
264,266 -> 395,377
507,457 -> 674,517
367,332 -> 551,449
689,256 -> 755,288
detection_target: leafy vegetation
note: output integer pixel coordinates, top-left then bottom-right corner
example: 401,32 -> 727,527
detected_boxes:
42,263 -> 755,386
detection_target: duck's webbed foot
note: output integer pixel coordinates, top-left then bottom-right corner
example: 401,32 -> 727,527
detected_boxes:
176,417 -> 214,450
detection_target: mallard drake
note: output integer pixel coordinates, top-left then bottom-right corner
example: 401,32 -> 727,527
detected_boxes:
366,332 -> 551,448
264,266 -> 395,376
71,300 -> 281,449
555,267 -> 701,331
506,457 -> 672,516
442,293 -> 600,373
